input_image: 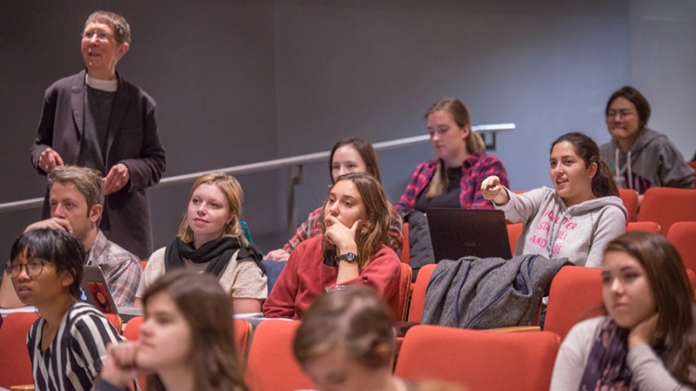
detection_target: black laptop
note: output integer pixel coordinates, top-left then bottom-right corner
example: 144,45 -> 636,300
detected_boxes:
81,266 -> 142,321
426,208 -> 513,262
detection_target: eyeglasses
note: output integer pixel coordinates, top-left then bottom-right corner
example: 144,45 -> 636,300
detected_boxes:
82,30 -> 112,42
606,111 -> 635,121
5,260 -> 47,279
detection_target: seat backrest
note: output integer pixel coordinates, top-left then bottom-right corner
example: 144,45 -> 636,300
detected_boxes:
544,266 -> 604,340
618,188 -> 638,223
626,221 -> 661,234
122,316 -> 143,341
0,312 -> 40,388
124,316 -> 250,357
407,264 -> 436,323
668,221 -> 696,273
638,187 -> 696,236
104,313 -> 122,334
399,222 -> 410,264
688,161 -> 696,174
395,325 -> 560,391
391,263 -> 412,321
233,319 -> 252,360
123,316 -> 250,388
245,320 -> 313,391
506,223 -> 523,255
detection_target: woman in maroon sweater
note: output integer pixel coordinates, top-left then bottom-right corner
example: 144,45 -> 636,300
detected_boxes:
263,173 -> 401,319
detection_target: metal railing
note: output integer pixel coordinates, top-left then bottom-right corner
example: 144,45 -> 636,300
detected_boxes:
0,124 -> 515,221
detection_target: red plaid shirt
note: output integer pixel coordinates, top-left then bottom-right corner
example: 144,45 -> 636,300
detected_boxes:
395,152 -> 509,212
283,205 -> 403,252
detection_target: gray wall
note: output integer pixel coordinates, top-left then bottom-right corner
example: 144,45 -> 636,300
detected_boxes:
0,0 -> 693,263
629,0 -> 696,160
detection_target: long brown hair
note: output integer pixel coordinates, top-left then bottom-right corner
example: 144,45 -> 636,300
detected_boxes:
177,172 -> 248,246
329,137 -> 382,184
293,285 -> 395,369
424,97 -> 486,198
322,173 -> 390,268
551,132 -> 618,197
141,269 -> 248,391
604,232 -> 696,388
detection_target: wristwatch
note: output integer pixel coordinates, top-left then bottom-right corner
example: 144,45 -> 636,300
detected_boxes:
338,252 -> 358,264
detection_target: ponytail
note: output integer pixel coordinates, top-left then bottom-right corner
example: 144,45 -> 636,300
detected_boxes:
592,160 -> 618,197
467,131 -> 486,154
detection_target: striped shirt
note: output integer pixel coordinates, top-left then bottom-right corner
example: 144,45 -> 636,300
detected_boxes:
27,302 -> 123,391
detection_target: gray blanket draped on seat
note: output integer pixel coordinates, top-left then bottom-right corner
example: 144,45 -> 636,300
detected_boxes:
422,254 -> 569,329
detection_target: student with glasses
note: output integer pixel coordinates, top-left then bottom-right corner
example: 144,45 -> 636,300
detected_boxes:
7,228 -> 123,391
599,86 -> 694,198
30,10 -> 166,260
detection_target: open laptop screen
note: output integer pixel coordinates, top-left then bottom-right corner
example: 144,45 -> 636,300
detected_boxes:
426,208 -> 512,262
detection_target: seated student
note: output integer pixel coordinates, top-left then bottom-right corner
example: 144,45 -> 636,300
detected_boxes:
396,97 -> 509,213
98,270 -> 248,391
263,173 -> 401,319
8,228 -> 123,391
266,137 -> 402,261
481,132 -> 627,267
136,172 -> 266,313
293,285 -> 410,391
600,86 -> 694,196
550,231 -> 696,390
0,165 -> 141,308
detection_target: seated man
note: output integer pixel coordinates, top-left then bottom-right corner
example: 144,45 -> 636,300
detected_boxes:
0,166 -> 141,308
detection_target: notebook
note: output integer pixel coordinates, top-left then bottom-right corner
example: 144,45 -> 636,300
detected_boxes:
426,208 -> 513,262
81,265 -> 142,321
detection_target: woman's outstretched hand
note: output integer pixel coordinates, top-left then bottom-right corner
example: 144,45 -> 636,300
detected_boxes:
480,175 -> 509,205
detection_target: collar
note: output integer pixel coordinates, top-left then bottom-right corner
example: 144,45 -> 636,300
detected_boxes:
85,230 -> 108,266
85,73 -> 118,92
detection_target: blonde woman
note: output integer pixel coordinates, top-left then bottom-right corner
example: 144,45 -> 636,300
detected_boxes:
135,172 -> 266,313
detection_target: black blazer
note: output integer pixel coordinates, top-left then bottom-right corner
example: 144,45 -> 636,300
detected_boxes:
30,70 -> 166,258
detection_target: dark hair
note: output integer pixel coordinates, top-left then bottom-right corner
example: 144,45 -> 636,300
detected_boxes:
329,138 -> 382,184
605,86 -> 651,129
550,132 -> 618,197
294,285 -> 395,369
85,11 -> 131,45
322,173 -> 391,268
10,229 -> 84,300
603,232 -> 696,388
141,269 -> 248,391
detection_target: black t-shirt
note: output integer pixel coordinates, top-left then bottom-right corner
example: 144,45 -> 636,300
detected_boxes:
414,166 -> 462,212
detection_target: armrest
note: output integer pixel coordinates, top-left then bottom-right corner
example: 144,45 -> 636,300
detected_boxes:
488,325 -> 541,333
11,385 -> 35,391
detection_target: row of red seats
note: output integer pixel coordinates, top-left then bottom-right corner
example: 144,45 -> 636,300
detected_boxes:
0,313 -> 252,390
